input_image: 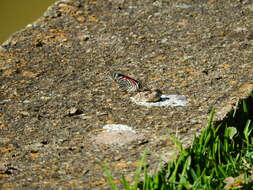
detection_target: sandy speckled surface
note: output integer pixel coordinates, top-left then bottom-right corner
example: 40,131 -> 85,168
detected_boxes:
1,0 -> 253,189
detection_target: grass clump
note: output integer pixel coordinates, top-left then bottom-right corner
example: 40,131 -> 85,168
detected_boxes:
102,93 -> 253,190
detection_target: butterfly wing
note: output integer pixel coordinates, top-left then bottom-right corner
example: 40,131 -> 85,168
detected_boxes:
112,73 -> 142,92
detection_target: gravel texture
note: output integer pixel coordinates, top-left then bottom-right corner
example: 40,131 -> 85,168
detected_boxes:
1,0 -> 253,189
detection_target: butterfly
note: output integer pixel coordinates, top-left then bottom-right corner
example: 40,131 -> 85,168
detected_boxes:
111,73 -> 142,92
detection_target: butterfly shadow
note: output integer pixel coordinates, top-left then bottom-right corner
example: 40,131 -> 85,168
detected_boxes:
159,97 -> 170,102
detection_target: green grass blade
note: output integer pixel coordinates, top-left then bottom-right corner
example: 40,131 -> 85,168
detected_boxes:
168,154 -> 183,183
133,149 -> 148,190
178,156 -> 192,189
225,127 -> 237,140
244,120 -> 252,145
169,135 -> 183,151
217,165 -> 226,178
101,163 -> 118,190
121,176 -> 130,190
242,100 -> 248,113
190,168 -> 198,181
203,132 -> 212,150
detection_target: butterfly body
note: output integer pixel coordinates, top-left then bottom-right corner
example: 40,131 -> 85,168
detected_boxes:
132,89 -> 162,102
112,73 -> 142,92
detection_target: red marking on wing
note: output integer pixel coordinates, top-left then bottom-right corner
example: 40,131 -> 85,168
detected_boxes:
123,76 -> 138,85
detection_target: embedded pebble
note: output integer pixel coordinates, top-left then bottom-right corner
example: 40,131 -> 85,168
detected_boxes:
174,4 -> 192,9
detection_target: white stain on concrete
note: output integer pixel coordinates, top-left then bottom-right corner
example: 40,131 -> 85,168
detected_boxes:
94,124 -> 141,146
103,124 -> 135,133
131,95 -> 187,107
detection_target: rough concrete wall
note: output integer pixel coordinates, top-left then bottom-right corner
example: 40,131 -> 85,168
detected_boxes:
0,0 -> 253,189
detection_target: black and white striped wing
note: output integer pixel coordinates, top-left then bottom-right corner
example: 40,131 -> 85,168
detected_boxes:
112,73 -> 142,92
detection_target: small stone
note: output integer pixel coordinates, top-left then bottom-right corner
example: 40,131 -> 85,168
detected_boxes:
106,120 -> 114,124
43,7 -> 59,18
190,119 -> 199,124
20,111 -> 30,117
1,39 -> 11,47
66,107 -> 83,117
0,99 -> 11,105
154,12 -> 161,17
96,112 -> 108,116
40,96 -> 51,101
153,1 -> 162,7
83,169 -> 89,175
79,34 -> 90,41
0,162 -> 7,173
161,38 -> 168,43
26,24 -> 33,28
88,15 -> 98,22
106,98 -> 112,102
174,4 -> 192,9
22,71 -> 36,78
233,27 -> 247,32
77,16 -> 86,22
246,30 -> 253,40
114,155 -> 122,161
79,114 -> 92,120
69,107 -> 78,115
0,46 -> 6,53
23,100 -> 30,104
